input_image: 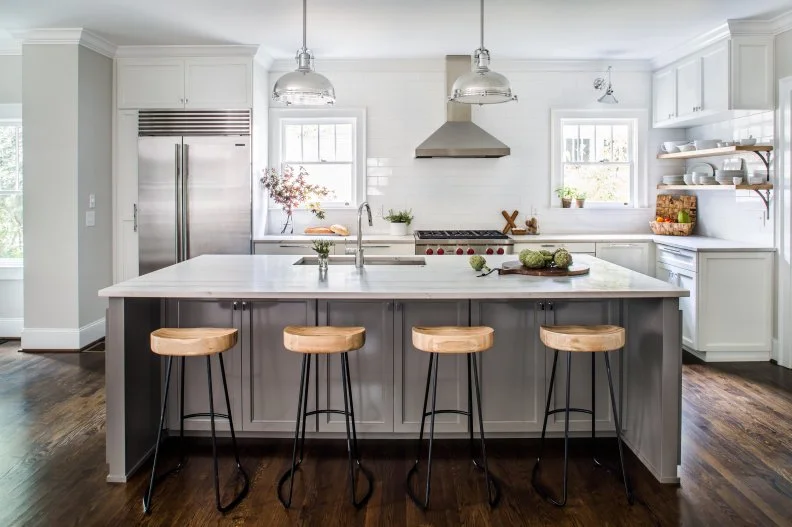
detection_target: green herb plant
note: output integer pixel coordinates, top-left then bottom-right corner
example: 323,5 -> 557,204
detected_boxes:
311,239 -> 334,257
383,209 -> 414,225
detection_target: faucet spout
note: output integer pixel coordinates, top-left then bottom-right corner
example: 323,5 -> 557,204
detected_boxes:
355,202 -> 372,268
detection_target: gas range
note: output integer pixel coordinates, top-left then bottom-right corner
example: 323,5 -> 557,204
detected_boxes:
414,230 -> 514,256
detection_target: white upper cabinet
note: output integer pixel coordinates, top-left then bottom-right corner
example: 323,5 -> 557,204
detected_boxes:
117,60 -> 185,109
652,36 -> 774,128
184,58 -> 253,108
117,57 -> 253,109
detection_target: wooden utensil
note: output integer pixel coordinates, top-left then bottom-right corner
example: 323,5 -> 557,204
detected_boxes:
501,210 -> 519,234
498,261 -> 590,277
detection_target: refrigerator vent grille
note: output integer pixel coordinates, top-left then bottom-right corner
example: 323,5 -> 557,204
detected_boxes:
138,110 -> 251,136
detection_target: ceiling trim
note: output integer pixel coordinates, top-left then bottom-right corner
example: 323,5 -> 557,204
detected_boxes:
0,42 -> 21,55
269,58 -> 652,73
651,23 -> 731,70
729,9 -> 792,35
12,28 -> 117,58
114,45 -> 259,59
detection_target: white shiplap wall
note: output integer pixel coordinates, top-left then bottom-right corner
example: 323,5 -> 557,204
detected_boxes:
264,59 -> 686,235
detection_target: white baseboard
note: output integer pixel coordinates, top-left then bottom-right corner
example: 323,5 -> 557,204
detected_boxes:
686,347 -> 771,362
21,318 -> 106,350
0,317 -> 23,338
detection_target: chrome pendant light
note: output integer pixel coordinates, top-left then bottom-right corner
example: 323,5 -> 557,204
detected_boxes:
272,0 -> 335,105
594,66 -> 618,104
449,0 -> 517,105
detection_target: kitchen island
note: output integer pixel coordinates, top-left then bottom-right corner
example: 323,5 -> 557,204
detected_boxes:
99,254 -> 688,486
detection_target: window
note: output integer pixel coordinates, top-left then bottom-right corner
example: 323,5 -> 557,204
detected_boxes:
552,110 -> 647,208
0,122 -> 22,258
272,108 -> 366,208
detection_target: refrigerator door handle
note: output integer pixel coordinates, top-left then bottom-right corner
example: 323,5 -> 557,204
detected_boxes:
175,143 -> 183,261
183,144 -> 190,260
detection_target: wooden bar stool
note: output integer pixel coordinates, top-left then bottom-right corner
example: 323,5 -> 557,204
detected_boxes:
406,326 -> 500,510
143,328 -> 249,514
533,325 -> 633,507
277,326 -> 374,509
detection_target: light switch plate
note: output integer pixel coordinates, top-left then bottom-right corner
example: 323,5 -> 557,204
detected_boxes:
86,210 -> 96,227
89,194 -> 96,209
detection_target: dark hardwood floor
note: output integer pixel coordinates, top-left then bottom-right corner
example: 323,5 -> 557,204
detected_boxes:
1,341 -> 791,526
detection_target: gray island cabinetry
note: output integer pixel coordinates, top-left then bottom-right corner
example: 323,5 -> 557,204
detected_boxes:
100,254 -> 686,487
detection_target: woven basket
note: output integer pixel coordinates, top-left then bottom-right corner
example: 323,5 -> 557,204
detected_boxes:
650,195 -> 696,236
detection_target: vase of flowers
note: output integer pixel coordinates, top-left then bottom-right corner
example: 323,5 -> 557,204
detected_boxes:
312,239 -> 333,271
261,165 -> 334,233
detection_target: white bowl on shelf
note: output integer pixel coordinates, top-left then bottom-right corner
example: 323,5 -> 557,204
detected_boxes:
748,175 -> 765,185
677,144 -> 697,152
732,177 -> 743,185
740,137 -> 757,146
683,173 -> 695,185
694,139 -> 720,149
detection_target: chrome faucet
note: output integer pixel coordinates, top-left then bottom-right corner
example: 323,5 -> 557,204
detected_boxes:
354,201 -> 372,268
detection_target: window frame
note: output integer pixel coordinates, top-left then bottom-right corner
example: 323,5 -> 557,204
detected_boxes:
0,116 -> 23,263
270,108 -> 366,210
550,109 -> 649,210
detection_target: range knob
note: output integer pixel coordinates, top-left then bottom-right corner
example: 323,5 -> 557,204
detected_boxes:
456,248 -> 464,255
437,248 -> 445,255
486,248 -> 494,255
467,248 -> 475,255
497,248 -> 505,255
425,248 -> 434,255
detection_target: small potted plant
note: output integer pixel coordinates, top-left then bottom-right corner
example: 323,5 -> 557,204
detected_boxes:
555,186 -> 575,208
312,239 -> 334,271
383,208 -> 414,235
575,190 -> 587,208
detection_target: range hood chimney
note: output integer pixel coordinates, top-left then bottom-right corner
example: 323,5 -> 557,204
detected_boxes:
415,55 -> 510,158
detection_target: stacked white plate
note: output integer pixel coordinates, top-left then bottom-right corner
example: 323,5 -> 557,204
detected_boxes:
697,176 -> 718,185
662,175 -> 686,185
715,169 -> 743,185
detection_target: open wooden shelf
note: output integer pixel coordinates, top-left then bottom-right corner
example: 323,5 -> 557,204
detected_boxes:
656,145 -> 773,161
657,183 -> 773,191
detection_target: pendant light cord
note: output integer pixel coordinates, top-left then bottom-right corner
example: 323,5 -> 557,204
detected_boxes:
302,0 -> 307,49
480,0 -> 485,49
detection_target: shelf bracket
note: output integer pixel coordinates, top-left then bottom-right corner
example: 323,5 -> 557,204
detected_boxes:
752,150 -> 772,179
753,189 -> 771,219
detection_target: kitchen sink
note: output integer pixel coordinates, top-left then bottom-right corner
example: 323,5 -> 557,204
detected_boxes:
293,256 -> 426,266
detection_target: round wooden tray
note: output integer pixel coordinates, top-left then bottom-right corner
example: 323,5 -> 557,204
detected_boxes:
497,261 -> 590,277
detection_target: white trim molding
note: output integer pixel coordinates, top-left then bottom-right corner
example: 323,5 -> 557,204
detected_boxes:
728,10 -> 792,36
21,318 -> 106,350
0,318 -> 23,338
776,76 -> 792,370
114,45 -> 259,59
12,28 -> 117,58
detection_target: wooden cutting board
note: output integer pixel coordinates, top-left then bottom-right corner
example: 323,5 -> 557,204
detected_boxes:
498,260 -> 590,277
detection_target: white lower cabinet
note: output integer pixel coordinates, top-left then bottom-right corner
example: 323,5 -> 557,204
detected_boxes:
254,241 -> 344,255
339,242 -> 415,256
656,246 -> 772,361
595,242 -> 653,275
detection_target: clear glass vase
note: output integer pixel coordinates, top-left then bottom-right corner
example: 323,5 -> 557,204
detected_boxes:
281,210 -> 294,234
317,253 -> 329,271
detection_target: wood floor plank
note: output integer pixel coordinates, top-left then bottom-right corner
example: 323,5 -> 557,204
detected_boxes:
2,343 -> 792,526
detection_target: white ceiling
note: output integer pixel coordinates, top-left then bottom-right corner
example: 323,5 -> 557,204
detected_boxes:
0,0 -> 790,59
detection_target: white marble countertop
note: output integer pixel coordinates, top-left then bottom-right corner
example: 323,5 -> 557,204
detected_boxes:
99,254 -> 688,300
510,234 -> 773,252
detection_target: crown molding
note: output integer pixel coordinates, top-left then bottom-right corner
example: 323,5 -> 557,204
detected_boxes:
12,28 -> 116,58
114,45 -> 259,59
729,9 -> 792,35
0,40 -> 21,55
651,23 -> 731,70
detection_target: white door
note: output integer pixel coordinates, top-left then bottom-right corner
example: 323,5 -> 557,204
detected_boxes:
700,42 -> 729,113
184,59 -> 253,109
117,60 -> 185,109
595,243 -> 651,275
676,57 -> 702,119
653,68 -> 677,124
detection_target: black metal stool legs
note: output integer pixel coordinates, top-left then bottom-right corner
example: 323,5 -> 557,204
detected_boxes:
143,353 -> 248,515
532,349 -> 633,507
278,353 -> 373,509
406,352 -> 500,510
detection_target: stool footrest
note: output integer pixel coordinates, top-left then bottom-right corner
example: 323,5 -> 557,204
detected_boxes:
303,409 -> 352,418
547,407 -> 593,416
182,412 -> 230,421
422,409 -> 470,418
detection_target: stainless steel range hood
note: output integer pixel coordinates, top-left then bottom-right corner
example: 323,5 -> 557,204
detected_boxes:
415,55 -> 510,158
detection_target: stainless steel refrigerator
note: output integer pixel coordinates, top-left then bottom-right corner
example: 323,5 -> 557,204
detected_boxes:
137,110 -> 252,275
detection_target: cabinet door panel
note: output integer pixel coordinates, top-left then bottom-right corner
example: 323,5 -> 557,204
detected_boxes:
595,243 -> 651,275
653,68 -> 676,124
318,300 -> 394,433
545,300 -> 619,433
185,59 -> 252,109
169,300 -> 241,431
472,301 -> 543,432
676,57 -> 702,118
244,300 -> 316,432
701,43 -> 729,112
395,301 -> 469,433
675,268 -> 698,350
117,60 -> 185,109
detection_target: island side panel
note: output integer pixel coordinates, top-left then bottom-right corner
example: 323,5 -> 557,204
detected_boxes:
106,297 -> 162,483
622,297 -> 682,484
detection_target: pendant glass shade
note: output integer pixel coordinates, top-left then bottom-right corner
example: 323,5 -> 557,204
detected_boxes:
450,49 -> 517,105
273,50 -> 335,105
598,89 -> 618,104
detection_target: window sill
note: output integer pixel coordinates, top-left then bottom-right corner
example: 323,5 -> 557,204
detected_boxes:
0,259 -> 23,281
